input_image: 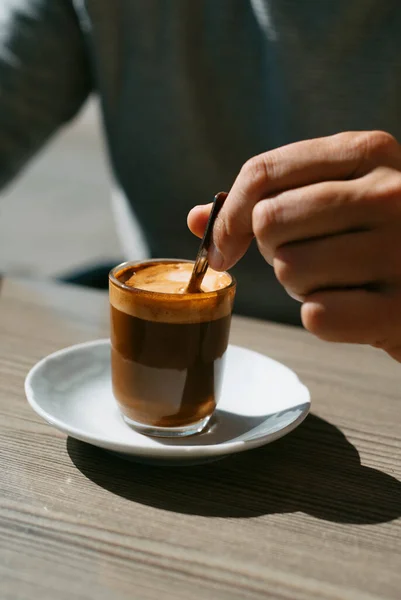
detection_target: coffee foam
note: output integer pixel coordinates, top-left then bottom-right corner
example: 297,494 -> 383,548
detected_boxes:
125,262 -> 231,294
110,261 -> 235,323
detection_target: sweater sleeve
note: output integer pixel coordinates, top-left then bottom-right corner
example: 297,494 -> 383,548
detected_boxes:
0,0 -> 91,189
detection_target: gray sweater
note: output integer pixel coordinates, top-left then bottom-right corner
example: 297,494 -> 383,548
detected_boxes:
2,0 -> 401,323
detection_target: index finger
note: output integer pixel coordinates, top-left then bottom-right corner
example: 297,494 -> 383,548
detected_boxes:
209,130 -> 393,270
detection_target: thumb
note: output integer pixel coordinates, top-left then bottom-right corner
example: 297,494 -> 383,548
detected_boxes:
187,203 -> 213,238
188,198 -> 253,271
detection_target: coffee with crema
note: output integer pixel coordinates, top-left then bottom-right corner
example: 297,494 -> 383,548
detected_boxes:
109,260 -> 236,437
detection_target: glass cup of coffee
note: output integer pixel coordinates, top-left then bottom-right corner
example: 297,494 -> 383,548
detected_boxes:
109,259 -> 236,437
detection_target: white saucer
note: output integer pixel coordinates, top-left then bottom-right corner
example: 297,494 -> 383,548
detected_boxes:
25,340 -> 310,465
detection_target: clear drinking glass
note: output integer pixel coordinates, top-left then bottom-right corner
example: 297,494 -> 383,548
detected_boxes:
109,259 -> 236,437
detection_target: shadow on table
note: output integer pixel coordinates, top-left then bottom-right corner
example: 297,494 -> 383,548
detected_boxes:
67,413 -> 401,524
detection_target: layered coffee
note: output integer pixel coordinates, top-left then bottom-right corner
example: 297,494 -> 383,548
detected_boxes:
109,260 -> 236,436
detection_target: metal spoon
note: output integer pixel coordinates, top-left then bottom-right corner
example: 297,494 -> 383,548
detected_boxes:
186,191 -> 228,293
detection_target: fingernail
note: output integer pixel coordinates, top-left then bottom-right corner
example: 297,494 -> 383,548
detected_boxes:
208,243 -> 224,270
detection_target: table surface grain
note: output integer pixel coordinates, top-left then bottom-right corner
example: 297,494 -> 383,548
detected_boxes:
1,277 -> 400,600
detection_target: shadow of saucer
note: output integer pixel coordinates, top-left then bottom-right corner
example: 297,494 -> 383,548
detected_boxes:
67,413 -> 401,523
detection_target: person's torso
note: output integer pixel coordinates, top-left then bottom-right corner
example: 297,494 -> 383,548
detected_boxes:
73,0 -> 401,322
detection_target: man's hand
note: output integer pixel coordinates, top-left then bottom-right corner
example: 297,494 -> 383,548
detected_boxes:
188,131 -> 401,361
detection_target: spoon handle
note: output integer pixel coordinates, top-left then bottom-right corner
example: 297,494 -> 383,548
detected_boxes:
187,192 -> 228,293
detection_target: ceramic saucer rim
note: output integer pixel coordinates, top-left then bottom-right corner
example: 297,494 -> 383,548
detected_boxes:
25,339 -> 310,459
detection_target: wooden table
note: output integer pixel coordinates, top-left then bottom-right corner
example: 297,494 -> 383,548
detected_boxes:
1,277 -> 400,600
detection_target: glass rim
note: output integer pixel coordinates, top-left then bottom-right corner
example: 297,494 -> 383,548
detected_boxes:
109,258 -> 236,299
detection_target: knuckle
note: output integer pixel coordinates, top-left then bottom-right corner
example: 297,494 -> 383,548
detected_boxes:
241,152 -> 279,193
378,178 -> 401,210
368,130 -> 398,152
376,171 -> 401,202
240,156 -> 267,192
362,169 -> 401,215
358,130 -> 399,160
330,131 -> 400,172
